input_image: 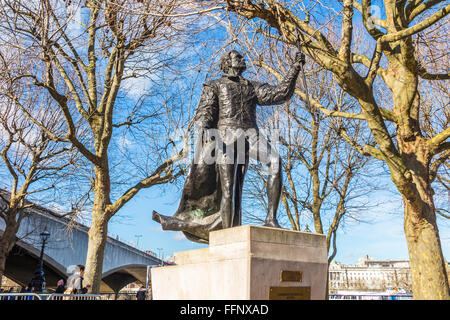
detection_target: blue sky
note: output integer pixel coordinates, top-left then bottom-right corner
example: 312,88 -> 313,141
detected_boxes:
108,181 -> 450,265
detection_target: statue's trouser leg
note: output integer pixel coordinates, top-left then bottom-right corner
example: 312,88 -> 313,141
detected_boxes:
265,157 -> 282,227
218,162 -> 235,229
218,129 -> 248,229
249,133 -> 282,228
233,159 -> 249,227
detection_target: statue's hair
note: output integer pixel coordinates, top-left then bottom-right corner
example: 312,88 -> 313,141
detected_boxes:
219,50 -> 246,74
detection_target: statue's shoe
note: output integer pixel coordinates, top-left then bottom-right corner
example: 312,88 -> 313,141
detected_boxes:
263,219 -> 282,229
152,210 -> 162,224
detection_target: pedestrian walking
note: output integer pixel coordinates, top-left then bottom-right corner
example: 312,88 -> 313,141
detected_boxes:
65,265 -> 85,294
136,286 -> 147,300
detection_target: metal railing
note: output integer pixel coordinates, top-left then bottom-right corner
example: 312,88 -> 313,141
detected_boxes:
0,293 -> 101,300
47,293 -> 101,300
0,293 -> 43,300
329,293 -> 413,300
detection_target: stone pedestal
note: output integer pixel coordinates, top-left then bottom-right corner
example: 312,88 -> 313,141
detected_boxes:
151,225 -> 328,300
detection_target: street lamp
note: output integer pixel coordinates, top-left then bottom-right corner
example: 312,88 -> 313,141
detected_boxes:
157,248 -> 163,265
135,234 -> 142,248
29,227 -> 50,293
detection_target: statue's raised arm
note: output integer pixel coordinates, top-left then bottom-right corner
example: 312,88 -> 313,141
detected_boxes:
253,52 -> 305,106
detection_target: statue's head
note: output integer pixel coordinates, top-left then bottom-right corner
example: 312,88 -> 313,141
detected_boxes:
219,50 -> 247,76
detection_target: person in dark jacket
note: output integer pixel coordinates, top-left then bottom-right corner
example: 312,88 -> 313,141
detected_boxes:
55,279 -> 65,293
136,286 -> 147,300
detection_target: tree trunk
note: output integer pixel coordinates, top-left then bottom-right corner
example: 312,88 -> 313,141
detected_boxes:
396,136 -> 450,299
402,188 -> 449,299
84,215 -> 109,293
311,167 -> 324,234
0,213 -> 18,286
84,165 -> 111,293
384,29 -> 449,298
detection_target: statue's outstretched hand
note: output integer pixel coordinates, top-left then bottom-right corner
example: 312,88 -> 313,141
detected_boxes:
295,51 -> 306,66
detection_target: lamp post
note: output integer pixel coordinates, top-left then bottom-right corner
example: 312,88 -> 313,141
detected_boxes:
157,248 -> 163,265
135,234 -> 142,248
30,227 -> 50,293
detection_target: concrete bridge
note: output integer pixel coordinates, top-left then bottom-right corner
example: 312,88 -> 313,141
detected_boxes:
0,200 -> 164,293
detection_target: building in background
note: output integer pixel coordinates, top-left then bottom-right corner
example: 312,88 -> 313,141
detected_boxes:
329,255 -> 413,293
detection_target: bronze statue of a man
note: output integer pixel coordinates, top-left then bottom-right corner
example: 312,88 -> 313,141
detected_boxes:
153,50 -> 304,243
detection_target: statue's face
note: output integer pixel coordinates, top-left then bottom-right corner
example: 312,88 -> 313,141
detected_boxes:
229,51 -> 246,75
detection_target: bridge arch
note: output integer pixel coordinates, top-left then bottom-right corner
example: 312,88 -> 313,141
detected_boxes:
4,240 -> 67,289
101,263 -> 157,293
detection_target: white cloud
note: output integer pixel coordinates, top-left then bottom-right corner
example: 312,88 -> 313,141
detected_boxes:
122,76 -> 153,101
118,134 -> 134,151
172,231 -> 187,241
148,225 -> 164,233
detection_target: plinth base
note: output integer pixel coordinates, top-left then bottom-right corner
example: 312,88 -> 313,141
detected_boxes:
151,225 -> 327,300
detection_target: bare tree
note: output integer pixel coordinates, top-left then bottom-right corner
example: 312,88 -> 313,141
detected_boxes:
0,0 -> 209,292
214,0 -> 450,298
0,50 -> 76,285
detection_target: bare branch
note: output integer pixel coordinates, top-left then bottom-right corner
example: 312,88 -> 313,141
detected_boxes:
428,127 -> 450,155
381,4 -> 450,43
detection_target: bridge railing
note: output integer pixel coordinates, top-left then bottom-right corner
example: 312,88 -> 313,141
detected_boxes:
0,293 -> 43,300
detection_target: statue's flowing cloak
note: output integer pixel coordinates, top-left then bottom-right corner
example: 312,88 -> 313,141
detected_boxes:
152,81 -> 223,243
